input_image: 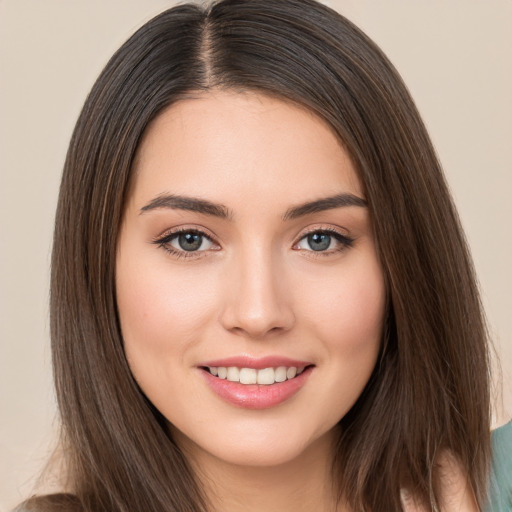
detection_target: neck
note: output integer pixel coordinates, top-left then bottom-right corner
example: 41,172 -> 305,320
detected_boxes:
179,430 -> 347,512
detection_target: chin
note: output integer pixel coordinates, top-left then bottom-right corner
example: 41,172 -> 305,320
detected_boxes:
214,440 -> 309,468
170,417 -> 337,470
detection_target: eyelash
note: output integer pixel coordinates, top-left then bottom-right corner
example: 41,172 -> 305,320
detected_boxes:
294,228 -> 355,257
152,227 -> 355,260
152,228 -> 219,260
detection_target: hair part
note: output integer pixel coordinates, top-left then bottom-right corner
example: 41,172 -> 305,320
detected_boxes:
29,1 -> 492,511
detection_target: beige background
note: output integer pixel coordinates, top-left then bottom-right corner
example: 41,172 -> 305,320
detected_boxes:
1,1 -> 510,509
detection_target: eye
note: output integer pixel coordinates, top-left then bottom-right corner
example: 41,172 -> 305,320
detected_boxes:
294,229 -> 354,253
169,231 -> 213,252
152,228 -> 219,258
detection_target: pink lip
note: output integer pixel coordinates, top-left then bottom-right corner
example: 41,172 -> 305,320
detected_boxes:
200,355 -> 312,370
198,359 -> 314,410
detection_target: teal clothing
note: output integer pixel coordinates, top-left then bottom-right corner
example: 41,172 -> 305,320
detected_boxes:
487,421 -> 512,511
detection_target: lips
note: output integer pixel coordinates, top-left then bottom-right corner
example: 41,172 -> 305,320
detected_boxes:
198,356 -> 314,409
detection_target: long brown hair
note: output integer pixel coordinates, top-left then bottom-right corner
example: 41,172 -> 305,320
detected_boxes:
22,0 -> 491,510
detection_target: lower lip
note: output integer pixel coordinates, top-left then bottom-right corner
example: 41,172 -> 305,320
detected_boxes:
200,367 -> 313,409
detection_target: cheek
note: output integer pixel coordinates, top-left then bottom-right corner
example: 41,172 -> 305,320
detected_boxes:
115,245 -> 219,374
298,252 -> 385,410
312,266 -> 385,416
300,256 -> 386,350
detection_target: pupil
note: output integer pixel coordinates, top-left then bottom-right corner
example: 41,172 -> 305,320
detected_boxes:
178,233 -> 202,251
308,233 -> 331,251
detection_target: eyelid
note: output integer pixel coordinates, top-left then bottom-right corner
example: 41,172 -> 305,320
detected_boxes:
152,223 -> 218,243
151,225 -> 221,259
293,224 -> 351,242
292,225 -> 355,254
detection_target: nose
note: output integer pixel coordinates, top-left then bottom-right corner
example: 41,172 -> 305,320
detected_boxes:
219,247 -> 295,339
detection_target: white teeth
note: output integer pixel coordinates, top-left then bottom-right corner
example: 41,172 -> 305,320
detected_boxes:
207,365 -> 308,384
226,367 -> 240,382
257,367 -> 275,385
286,367 -> 297,379
275,366 -> 287,382
239,368 -> 257,384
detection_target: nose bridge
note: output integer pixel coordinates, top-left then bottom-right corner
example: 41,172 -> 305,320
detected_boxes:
220,242 -> 294,338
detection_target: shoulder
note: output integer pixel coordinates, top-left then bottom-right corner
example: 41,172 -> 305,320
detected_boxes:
487,421 -> 512,512
492,420 -> 512,453
401,452 -> 478,512
435,452 -> 479,512
12,494 -> 83,512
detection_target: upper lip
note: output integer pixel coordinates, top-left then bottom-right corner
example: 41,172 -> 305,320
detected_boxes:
199,355 -> 313,370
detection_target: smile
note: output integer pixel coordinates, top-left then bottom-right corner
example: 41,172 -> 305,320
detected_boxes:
200,362 -> 314,409
206,366 -> 306,385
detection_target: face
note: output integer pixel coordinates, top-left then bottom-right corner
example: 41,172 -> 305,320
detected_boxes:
116,91 -> 385,469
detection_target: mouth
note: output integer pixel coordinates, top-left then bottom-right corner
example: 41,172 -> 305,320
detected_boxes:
201,365 -> 310,385
198,359 -> 315,409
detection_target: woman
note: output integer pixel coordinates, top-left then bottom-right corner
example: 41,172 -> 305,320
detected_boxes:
16,0 -> 508,510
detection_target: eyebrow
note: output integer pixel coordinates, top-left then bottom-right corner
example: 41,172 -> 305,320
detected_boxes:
139,192 -> 367,220
283,193 -> 367,220
140,194 -> 232,219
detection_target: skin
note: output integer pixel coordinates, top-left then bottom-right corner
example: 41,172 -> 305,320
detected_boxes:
116,91 -> 476,511
402,453 -> 478,511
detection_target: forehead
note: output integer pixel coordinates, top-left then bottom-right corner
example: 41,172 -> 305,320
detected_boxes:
130,90 -> 363,210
